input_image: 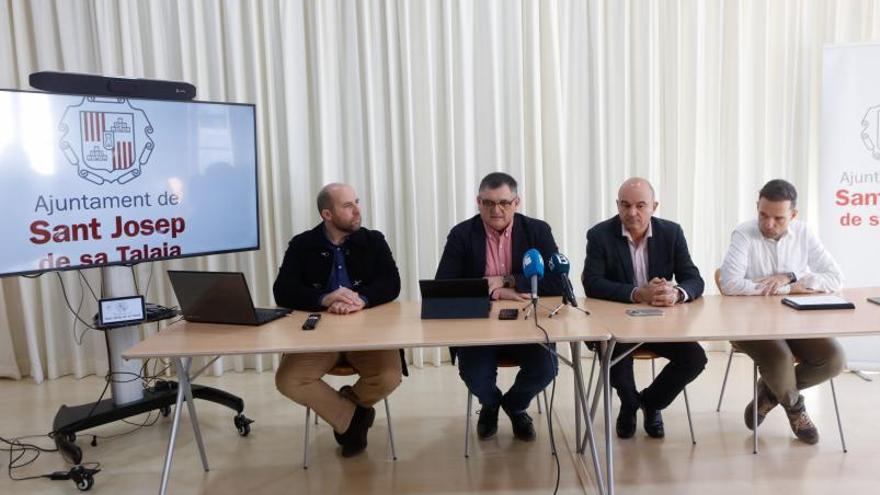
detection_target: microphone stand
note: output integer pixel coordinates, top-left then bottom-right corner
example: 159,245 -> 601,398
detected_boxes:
522,300 -> 556,319
547,300 -> 591,318
548,275 -> 591,317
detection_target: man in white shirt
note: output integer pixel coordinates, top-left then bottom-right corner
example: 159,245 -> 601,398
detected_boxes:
719,179 -> 845,445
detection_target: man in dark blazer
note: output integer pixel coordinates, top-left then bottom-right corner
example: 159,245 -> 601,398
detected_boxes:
274,183 -> 402,458
582,177 -> 707,439
436,172 -> 562,442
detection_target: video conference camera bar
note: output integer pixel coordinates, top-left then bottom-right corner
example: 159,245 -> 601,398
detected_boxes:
29,71 -> 196,100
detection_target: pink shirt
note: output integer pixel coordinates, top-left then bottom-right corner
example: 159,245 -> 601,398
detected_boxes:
483,220 -> 513,279
623,222 -> 688,302
622,223 -> 652,288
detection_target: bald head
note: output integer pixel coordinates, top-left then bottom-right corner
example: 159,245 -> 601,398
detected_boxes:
317,183 -> 352,213
616,177 -> 658,240
617,177 -> 655,201
316,183 -> 362,235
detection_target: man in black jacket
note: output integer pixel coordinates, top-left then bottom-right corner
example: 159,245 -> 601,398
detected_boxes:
436,172 -> 562,442
582,177 -> 706,439
274,183 -> 402,458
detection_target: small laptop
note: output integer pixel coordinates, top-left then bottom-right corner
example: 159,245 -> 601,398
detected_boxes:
419,278 -> 490,319
168,270 -> 291,325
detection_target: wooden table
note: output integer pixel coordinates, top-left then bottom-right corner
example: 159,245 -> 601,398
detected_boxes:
123,298 -> 611,495
578,287 -> 880,495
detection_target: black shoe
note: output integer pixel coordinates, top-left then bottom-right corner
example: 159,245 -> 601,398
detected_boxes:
616,404 -> 638,439
507,410 -> 536,441
642,407 -> 665,439
477,404 -> 500,440
338,405 -> 375,457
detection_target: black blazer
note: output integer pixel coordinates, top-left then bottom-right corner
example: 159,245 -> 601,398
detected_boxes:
273,223 -> 401,312
581,216 -> 704,303
435,213 -> 563,297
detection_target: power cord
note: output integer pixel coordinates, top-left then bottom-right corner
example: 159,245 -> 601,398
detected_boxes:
3,366 -> 171,487
0,434 -> 58,481
8,267 -> 171,489
1,434 -> 101,489
531,299 -> 561,495
56,272 -> 99,332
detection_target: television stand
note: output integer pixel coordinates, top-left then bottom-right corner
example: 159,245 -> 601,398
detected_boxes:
49,266 -> 254,491
52,378 -> 253,466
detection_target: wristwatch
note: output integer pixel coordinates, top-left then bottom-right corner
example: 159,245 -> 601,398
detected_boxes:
787,272 -> 797,284
502,275 -> 516,288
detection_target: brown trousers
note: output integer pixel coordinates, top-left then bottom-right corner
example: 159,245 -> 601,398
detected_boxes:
275,350 -> 402,432
732,338 -> 845,408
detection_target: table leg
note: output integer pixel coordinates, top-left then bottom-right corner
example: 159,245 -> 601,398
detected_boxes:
179,358 -> 209,471
602,340 -> 616,495
159,358 -> 187,495
570,342 -> 606,495
158,357 -> 210,495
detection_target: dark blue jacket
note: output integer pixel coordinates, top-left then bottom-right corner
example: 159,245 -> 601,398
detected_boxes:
581,216 -> 704,303
435,213 -> 563,297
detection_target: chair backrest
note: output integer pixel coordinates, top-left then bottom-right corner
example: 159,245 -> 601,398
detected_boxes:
714,268 -> 722,293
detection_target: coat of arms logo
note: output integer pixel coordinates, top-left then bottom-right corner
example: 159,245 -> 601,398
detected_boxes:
58,96 -> 155,184
860,104 -> 880,161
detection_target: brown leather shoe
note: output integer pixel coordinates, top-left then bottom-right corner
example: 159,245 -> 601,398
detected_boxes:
744,380 -> 779,431
783,395 -> 819,445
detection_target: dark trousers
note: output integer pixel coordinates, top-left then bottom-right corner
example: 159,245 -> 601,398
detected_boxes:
456,343 -> 558,414
609,342 -> 707,411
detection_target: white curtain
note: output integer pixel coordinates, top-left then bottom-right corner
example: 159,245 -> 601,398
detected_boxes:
2,0 -> 880,382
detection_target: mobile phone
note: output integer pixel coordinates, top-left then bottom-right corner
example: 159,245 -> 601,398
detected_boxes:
498,308 -> 519,320
625,308 -> 665,317
867,297 -> 880,306
302,313 -> 321,330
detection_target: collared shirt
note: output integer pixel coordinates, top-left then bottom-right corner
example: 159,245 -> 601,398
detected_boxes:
623,222 -> 689,303
622,222 -> 652,288
326,240 -> 353,291
483,220 -> 513,278
483,220 -> 513,300
719,219 -> 843,295
317,228 -> 368,307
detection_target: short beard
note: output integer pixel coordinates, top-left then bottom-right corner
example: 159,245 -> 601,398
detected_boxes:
332,217 -> 360,234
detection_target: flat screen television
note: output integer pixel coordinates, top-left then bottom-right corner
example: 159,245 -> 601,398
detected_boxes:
0,89 -> 259,277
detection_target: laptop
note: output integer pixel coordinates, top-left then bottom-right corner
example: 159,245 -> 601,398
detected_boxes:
167,270 -> 291,325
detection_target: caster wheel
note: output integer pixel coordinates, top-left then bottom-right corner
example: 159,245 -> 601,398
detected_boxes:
160,405 -> 171,417
75,473 -> 94,491
234,414 -> 254,436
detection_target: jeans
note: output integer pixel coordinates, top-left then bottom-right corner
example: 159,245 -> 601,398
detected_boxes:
609,342 -> 707,411
456,343 -> 558,414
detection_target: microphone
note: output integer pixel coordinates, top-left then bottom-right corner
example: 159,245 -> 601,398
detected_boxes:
522,248 -> 545,300
548,252 -> 579,308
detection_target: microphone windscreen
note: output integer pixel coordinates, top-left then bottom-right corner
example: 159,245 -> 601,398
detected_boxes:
522,248 -> 545,278
548,253 -> 571,275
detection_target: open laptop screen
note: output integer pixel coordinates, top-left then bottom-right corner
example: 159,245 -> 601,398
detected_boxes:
168,270 -> 260,325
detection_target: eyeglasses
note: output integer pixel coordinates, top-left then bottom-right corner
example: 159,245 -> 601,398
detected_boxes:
479,198 -> 517,210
